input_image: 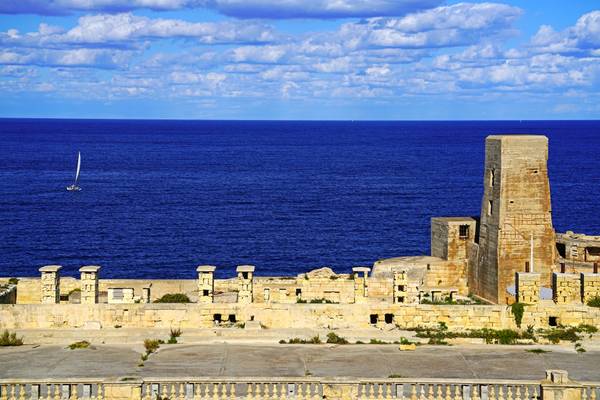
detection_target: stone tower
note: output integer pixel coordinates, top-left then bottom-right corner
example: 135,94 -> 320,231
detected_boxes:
470,135 -> 556,304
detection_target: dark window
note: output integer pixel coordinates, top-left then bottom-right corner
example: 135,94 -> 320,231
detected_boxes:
242,272 -> 249,279
556,243 -> 566,258
296,288 -> 302,296
228,314 -> 236,323
384,314 -> 394,324
488,200 -> 493,216
549,316 -> 558,327
459,225 -> 470,239
203,290 -> 209,296
369,314 -> 378,324
213,314 -> 222,323
397,296 -> 405,303
397,285 -> 405,291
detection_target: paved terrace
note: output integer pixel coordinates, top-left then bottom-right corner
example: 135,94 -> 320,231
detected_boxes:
1,344 -> 600,381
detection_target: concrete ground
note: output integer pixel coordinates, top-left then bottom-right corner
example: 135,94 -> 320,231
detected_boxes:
1,343 -> 600,381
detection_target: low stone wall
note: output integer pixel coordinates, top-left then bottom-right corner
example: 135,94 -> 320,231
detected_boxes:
0,302 -> 598,331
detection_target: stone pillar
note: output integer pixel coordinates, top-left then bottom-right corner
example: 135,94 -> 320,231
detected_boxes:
541,370 -> 583,400
39,265 -> 62,304
580,272 -> 600,304
236,265 -> 255,304
393,269 -> 408,304
196,265 -> 216,304
79,265 -> 101,304
515,272 -> 540,304
352,267 -> 370,304
553,273 -> 581,304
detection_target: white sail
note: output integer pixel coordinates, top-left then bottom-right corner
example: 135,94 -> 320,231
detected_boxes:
75,151 -> 81,184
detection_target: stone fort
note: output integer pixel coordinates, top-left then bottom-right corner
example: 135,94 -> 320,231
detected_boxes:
2,134 -> 600,331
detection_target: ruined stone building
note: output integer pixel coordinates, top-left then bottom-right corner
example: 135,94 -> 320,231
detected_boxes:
2,134 -> 600,332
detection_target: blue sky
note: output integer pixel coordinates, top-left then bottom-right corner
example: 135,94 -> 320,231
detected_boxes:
0,0 -> 598,119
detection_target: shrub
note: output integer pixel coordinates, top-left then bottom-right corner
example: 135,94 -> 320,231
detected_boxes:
285,336 -> 322,344
577,324 -> 598,334
388,374 -> 403,378
278,339 -> 286,344
309,298 -> 335,304
154,293 -> 191,303
369,339 -> 389,344
144,339 -> 161,354
0,330 -> 23,346
326,332 -> 349,344
510,303 -> 525,328
8,278 -> 18,285
587,296 -> 600,308
526,348 -> 550,354
542,328 -> 581,344
68,340 -> 90,350
296,299 -> 307,304
170,328 -> 182,338
167,337 -> 178,344
496,329 -> 520,345
355,340 -> 364,344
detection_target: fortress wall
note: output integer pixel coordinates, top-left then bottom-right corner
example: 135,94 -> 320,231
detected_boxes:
1,302 -> 598,331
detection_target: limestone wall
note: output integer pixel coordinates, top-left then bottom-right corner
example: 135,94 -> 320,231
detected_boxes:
1,302 -> 598,331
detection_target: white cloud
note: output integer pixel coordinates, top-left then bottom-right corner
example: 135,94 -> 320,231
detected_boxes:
0,0 -> 444,19
0,13 -> 275,49
531,11 -> 600,55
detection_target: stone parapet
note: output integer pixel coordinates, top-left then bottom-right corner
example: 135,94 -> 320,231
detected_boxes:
515,272 -> 541,304
553,273 -> 581,304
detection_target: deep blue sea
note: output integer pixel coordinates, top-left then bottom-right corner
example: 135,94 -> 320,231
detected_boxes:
0,119 -> 599,279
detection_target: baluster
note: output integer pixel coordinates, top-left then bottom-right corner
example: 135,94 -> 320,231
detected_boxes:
428,385 -> 434,400
70,384 -> 78,400
410,385 -> 417,400
367,384 -> 374,400
201,384 -> 209,400
6,385 -> 14,400
507,386 -> 513,400
436,385 -> 443,400
247,384 -> 255,400
210,383 -> 218,400
445,386 -> 452,400
220,383 -> 228,400
473,386 -> 480,400
498,386 -> 504,400
582,388 -> 589,400
98,384 -> 104,400
386,384 -> 393,400
230,384 -> 236,400
160,384 -> 167,400
19,384 -> 26,400
489,386 -> 496,400
532,386 -> 539,400
312,384 -> 320,400
591,388 -> 597,400
523,387 -> 529,400
453,386 -> 461,400
357,384 -> 364,400
377,384 -> 384,400
192,383 -> 200,400
255,383 -> 263,400
515,386 -> 522,400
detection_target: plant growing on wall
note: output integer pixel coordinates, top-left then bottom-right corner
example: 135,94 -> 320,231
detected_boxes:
510,302 -> 525,328
587,296 -> 600,308
154,293 -> 191,303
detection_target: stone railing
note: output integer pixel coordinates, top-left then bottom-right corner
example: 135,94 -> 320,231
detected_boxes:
0,371 -> 597,400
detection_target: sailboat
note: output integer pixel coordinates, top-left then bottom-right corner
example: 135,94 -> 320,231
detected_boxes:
66,151 -> 82,191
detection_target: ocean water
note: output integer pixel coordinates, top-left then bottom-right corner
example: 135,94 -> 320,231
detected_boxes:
0,119 -> 599,279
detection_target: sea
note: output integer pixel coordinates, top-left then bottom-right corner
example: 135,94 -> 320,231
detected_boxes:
0,119 -> 599,279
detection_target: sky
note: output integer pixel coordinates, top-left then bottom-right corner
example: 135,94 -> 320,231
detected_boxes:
0,0 -> 599,120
